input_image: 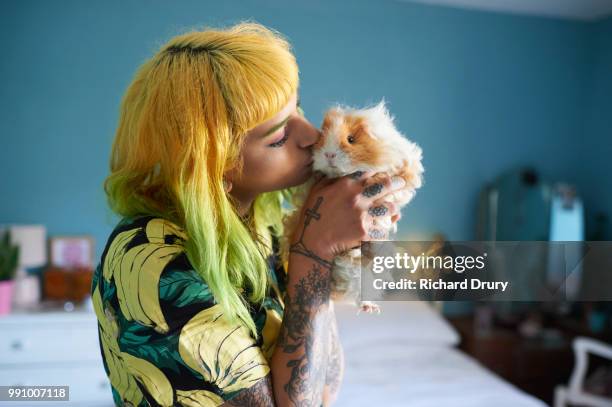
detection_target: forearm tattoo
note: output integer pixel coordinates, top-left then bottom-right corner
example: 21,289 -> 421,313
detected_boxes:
226,375 -> 275,406
289,196 -> 334,270
362,183 -> 383,198
368,205 -> 388,217
277,265 -> 332,407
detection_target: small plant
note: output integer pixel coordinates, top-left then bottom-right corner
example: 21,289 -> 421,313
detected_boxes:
0,230 -> 20,281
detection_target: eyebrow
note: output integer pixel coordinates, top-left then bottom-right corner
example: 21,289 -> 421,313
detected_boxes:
261,115 -> 291,138
261,97 -> 301,138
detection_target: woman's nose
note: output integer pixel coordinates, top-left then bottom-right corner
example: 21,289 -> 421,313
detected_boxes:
298,121 -> 322,148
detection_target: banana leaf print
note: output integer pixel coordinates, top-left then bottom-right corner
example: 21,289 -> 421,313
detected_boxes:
260,299 -> 283,361
102,218 -> 185,334
93,284 -> 173,406
92,216 -> 286,406
178,303 -> 271,396
175,389 -> 224,406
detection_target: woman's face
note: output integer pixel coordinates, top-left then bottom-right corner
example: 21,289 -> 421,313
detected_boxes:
225,93 -> 320,208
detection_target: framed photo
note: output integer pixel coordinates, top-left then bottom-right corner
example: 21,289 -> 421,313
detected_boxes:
49,236 -> 95,270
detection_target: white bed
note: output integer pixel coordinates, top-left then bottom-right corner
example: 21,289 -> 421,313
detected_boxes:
334,301 -> 549,407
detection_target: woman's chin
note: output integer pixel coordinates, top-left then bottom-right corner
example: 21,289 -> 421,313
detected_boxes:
302,163 -> 315,179
287,167 -> 314,188
270,165 -> 315,191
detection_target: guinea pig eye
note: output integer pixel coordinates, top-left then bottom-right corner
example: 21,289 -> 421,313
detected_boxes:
347,134 -> 355,144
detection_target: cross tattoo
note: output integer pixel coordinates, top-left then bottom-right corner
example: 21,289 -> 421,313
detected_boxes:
289,195 -> 334,270
304,196 -> 323,226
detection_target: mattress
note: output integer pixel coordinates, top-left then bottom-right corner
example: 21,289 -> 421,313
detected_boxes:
333,302 -> 548,407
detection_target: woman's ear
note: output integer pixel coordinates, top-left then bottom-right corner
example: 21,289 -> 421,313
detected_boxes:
222,177 -> 233,193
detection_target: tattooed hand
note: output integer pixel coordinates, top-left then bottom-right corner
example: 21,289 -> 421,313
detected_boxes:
289,170 -> 406,261
361,171 -> 410,240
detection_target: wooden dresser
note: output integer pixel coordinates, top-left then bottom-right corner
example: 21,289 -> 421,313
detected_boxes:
0,302 -> 113,406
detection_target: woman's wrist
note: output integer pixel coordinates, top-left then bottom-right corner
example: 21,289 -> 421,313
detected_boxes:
289,230 -> 335,270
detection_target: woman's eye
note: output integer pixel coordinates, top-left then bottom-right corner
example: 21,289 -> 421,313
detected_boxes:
269,127 -> 289,148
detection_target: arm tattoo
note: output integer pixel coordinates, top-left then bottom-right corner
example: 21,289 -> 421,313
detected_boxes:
225,375 -> 275,406
289,196 -> 334,270
277,264 -> 332,407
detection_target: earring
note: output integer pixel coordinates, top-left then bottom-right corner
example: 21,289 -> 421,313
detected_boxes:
223,178 -> 232,193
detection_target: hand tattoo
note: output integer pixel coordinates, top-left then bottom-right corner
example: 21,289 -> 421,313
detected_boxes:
289,196 -> 334,270
349,170 -> 364,180
362,183 -> 383,198
368,205 -> 388,217
368,229 -> 386,239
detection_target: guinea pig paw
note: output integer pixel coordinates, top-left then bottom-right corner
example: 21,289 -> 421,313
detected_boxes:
357,301 -> 381,315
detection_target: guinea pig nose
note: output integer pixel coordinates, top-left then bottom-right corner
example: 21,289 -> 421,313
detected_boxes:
324,152 -> 336,159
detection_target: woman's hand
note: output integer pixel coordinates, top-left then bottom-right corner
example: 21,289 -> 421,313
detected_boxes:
289,170 -> 407,263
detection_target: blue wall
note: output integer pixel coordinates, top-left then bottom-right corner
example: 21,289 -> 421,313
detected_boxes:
1,0 -> 610,261
580,16 -> 612,240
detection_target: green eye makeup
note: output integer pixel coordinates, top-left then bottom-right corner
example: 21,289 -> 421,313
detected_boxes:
264,97 -> 303,148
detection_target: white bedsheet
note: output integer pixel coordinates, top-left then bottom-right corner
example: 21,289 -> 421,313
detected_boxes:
333,302 -> 548,407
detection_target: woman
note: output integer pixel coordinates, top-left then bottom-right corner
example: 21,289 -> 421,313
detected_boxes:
91,21 -> 407,407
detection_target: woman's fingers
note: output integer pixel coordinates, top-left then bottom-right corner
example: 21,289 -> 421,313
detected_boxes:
311,172 -> 336,192
360,172 -> 406,201
369,215 -> 393,230
366,201 -> 396,240
367,227 -> 388,240
345,169 -> 375,182
313,169 -> 375,193
383,188 -> 414,206
369,199 -> 399,218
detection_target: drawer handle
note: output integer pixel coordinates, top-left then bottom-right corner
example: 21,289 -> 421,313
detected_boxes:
10,340 -> 23,351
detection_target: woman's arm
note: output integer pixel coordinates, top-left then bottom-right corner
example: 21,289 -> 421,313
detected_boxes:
221,250 -> 334,407
222,258 -> 344,407
223,172 -> 401,406
270,249 -> 334,407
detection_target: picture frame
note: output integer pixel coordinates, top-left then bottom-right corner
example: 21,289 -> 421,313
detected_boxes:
49,236 -> 95,270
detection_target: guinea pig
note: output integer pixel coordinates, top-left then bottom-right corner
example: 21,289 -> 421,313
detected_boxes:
280,99 -> 424,313
313,99 -> 423,203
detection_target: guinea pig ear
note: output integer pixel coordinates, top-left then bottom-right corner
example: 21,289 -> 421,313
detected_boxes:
322,107 -> 343,131
326,106 -> 344,117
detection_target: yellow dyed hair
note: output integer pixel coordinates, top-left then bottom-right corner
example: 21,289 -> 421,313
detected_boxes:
103,21 -> 305,338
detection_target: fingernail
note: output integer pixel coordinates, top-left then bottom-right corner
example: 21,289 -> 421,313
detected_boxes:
391,176 -> 406,189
